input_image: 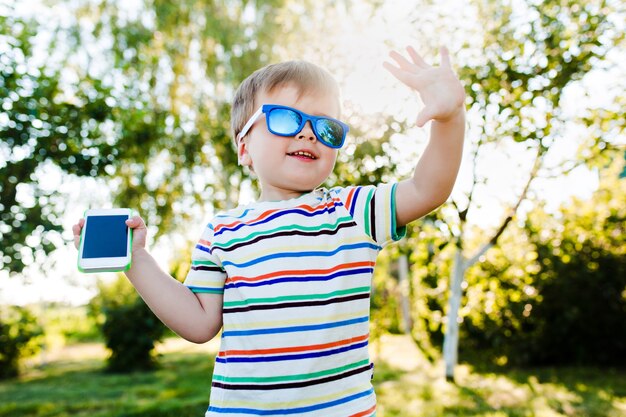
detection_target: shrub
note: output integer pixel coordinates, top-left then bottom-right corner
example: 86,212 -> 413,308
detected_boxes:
0,306 -> 42,379
459,169 -> 626,368
522,203 -> 626,366
90,276 -> 166,373
101,297 -> 166,372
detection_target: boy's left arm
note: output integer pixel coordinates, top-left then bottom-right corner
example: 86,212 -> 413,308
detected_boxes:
384,46 -> 466,228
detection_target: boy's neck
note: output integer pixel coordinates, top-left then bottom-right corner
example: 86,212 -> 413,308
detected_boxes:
258,187 -> 314,202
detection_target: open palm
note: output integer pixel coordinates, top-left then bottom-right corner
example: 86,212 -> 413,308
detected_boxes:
384,46 -> 465,127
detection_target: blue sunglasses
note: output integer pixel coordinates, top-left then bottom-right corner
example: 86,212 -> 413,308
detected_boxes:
237,104 -> 349,149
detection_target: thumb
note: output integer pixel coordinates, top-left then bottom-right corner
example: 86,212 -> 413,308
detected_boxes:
126,216 -> 146,229
416,107 -> 437,127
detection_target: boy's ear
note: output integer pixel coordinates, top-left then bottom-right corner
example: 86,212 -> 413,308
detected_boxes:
237,138 -> 253,168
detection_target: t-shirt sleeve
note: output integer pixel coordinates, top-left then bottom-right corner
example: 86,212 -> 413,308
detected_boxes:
333,183 -> 407,248
183,223 -> 227,294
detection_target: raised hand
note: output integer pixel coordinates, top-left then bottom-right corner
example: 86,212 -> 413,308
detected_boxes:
384,46 -> 465,127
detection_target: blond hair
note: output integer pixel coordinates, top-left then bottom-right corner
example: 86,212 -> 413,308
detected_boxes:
231,60 -> 341,148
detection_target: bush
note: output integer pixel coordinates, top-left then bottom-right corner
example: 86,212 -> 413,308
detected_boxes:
459,168 -> 626,368
101,298 -> 166,372
0,306 -> 42,379
521,202 -> 626,366
90,276 -> 166,372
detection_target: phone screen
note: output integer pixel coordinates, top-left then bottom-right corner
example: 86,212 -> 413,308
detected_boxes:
82,215 -> 129,259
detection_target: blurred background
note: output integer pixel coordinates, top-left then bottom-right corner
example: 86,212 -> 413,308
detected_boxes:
0,0 -> 624,416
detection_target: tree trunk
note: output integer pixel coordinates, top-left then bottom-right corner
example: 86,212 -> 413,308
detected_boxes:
398,255 -> 413,333
443,248 -> 466,381
442,146 -> 544,381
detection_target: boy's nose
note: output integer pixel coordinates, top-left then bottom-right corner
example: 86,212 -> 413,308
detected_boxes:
296,121 -> 316,142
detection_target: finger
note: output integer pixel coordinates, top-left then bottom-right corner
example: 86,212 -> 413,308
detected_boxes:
383,61 -> 417,86
73,227 -> 81,249
388,50 -> 416,72
72,219 -> 85,249
126,216 -> 146,229
416,107 -> 437,127
72,219 -> 84,236
406,46 -> 429,68
439,46 -> 451,68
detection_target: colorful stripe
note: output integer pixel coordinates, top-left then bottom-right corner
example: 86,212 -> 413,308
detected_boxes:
221,242 -> 380,269
213,359 -> 371,385
215,340 -> 368,363
217,334 -> 369,358
211,363 -> 372,389
223,286 -> 371,308
224,267 -> 374,290
221,315 -> 369,337
222,292 -> 370,313
213,200 -> 343,236
350,404 -> 377,417
212,217 -> 356,252
208,386 -> 374,415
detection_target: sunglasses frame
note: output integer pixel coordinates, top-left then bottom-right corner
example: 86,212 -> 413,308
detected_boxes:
237,104 -> 349,149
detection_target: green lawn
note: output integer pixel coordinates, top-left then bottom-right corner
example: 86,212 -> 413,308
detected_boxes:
1,336 -> 625,417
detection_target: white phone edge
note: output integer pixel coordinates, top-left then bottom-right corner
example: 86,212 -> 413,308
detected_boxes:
77,208 -> 133,273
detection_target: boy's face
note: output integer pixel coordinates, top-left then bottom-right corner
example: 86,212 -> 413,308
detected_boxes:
238,83 -> 340,201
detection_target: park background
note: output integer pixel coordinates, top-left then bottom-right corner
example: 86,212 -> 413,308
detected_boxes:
1,0 -> 625,416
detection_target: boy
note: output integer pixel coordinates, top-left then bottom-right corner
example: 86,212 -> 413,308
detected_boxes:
73,45 -> 465,416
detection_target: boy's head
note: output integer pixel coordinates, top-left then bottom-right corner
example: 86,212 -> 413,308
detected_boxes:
231,61 -> 346,201
231,60 -> 342,147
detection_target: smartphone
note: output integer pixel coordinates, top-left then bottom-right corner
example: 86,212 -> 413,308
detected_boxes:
77,208 -> 133,273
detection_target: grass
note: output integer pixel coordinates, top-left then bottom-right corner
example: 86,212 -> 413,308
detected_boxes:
373,360 -> 626,417
1,335 -> 625,417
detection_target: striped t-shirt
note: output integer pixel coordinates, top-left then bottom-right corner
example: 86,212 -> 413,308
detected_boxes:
184,184 -> 405,417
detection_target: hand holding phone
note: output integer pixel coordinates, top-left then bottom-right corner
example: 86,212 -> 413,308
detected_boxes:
72,214 -> 147,253
75,208 -> 136,273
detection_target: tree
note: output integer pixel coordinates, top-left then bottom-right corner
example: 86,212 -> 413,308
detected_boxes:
1,0 -> 293,275
436,0 -> 624,381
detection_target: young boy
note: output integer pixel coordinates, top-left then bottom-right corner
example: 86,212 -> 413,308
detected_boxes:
73,45 -> 465,416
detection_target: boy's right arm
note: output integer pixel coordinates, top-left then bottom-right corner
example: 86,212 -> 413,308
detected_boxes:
72,216 -> 223,344
125,247 -> 223,344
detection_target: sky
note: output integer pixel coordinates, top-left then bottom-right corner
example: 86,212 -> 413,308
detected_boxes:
1,0 -> 623,306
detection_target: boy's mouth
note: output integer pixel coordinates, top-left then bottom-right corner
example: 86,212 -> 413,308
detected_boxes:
287,150 -> 318,160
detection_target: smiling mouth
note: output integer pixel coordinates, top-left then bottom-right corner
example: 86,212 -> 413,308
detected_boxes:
287,151 -> 317,160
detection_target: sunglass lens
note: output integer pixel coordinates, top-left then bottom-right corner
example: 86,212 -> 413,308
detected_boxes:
269,108 -> 301,135
315,119 -> 344,147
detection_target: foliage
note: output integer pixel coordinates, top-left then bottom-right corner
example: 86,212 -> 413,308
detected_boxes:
404,213 -> 456,361
1,0 -> 292,275
457,226 -> 545,366
330,112 -> 410,188
463,0 -> 623,146
101,297 -> 166,372
0,306 -> 42,379
38,304 -> 101,345
521,160 -> 626,366
0,10 -> 112,274
88,275 -> 139,325
90,276 -> 166,372
458,158 -> 626,367
370,250 -> 403,342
